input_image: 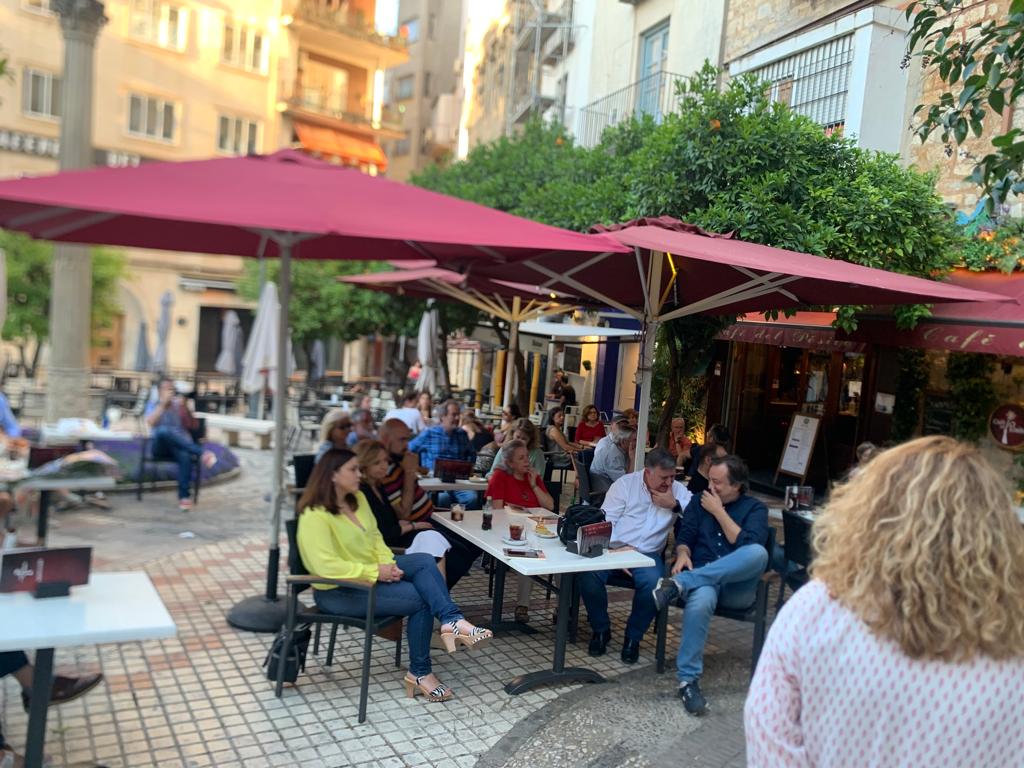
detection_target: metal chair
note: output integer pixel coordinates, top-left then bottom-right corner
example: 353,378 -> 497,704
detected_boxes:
276,518 -> 403,723
655,527 -> 777,679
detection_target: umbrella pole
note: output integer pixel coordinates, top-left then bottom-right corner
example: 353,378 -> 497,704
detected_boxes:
227,237 -> 294,632
634,251 -> 664,471
502,298 -> 521,409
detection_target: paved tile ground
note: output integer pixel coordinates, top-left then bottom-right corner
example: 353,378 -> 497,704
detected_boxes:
2,433 -> 765,767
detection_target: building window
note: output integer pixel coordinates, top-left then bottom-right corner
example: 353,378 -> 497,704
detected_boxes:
222,22 -> 266,73
401,17 -> 420,43
392,138 -> 411,156
637,19 -> 670,119
395,75 -> 415,101
217,115 -> 260,155
127,93 -> 178,142
751,34 -> 853,131
129,0 -> 188,51
23,69 -> 61,119
22,0 -> 55,13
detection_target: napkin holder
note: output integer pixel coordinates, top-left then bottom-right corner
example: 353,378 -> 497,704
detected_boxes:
566,541 -> 605,558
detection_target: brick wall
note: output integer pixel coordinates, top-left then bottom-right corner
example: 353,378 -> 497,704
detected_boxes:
905,0 -> 1021,213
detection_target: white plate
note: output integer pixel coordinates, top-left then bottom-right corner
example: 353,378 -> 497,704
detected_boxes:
534,531 -> 559,539
501,536 -> 528,546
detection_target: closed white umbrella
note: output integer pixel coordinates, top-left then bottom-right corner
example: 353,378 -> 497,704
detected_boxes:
133,321 -> 152,372
214,309 -> 243,376
416,301 -> 440,394
310,339 -> 326,384
241,281 -> 293,397
151,290 -> 175,373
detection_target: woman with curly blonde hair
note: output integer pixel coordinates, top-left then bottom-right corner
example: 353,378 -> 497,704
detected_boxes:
745,435 -> 1024,767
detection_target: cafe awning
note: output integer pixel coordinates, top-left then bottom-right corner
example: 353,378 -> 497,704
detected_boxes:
293,121 -> 387,171
847,270 -> 1024,357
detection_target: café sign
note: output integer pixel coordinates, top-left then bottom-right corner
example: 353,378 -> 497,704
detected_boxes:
989,404 -> 1024,451
716,323 -> 866,353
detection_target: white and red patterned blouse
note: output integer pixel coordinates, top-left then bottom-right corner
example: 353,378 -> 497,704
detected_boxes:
745,580 -> 1024,767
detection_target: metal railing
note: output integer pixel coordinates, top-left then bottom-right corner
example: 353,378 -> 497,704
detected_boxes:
285,92 -> 404,133
294,0 -> 408,51
576,70 -> 690,148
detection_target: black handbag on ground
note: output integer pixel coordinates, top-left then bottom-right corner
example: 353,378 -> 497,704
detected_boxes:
263,624 -> 312,683
558,504 -> 606,545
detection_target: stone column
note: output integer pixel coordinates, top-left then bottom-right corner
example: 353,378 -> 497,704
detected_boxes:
46,1 -> 107,421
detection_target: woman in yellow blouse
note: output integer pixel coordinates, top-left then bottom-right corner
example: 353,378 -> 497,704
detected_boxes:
296,448 -> 492,702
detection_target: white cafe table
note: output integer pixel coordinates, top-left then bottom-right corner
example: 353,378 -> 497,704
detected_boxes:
0,572 -> 177,768
433,508 -> 654,695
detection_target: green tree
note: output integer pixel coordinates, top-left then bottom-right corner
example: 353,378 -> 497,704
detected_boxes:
1,230 -> 125,376
415,66 -> 961,443
906,0 -> 1024,209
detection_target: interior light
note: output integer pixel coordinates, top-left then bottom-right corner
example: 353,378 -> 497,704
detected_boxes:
281,14 -> 294,25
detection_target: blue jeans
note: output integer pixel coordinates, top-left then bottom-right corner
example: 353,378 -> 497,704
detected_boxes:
437,490 -> 480,509
151,427 -> 203,500
673,544 -> 768,683
313,553 -> 463,677
577,551 -> 664,642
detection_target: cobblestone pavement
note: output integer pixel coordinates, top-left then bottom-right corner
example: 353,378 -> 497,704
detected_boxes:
2,437 -> 762,767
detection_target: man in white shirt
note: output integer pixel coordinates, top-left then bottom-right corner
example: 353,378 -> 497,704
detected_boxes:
577,448 -> 691,663
384,392 -> 428,435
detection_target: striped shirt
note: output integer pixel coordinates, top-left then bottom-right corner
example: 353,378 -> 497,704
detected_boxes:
382,452 -> 434,522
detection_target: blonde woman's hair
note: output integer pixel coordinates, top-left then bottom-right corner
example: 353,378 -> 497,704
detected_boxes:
353,439 -> 388,475
811,435 -> 1024,661
319,408 -> 352,442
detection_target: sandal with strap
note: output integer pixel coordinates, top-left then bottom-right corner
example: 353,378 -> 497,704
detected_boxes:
439,622 -> 494,653
403,674 -> 453,702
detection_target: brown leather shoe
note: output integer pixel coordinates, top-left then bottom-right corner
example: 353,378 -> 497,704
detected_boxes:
22,673 -> 103,712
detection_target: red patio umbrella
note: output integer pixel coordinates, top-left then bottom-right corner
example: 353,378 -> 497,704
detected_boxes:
342,267 -> 579,408
476,217 -> 1012,458
0,149 -> 626,632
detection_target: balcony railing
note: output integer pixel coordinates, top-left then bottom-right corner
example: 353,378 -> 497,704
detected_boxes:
576,70 -> 690,148
285,92 -> 404,133
294,0 -> 408,51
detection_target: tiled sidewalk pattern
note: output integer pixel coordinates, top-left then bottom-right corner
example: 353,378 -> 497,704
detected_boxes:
1,441 -> 760,767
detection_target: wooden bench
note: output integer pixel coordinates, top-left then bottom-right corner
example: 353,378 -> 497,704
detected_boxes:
201,413 -> 275,449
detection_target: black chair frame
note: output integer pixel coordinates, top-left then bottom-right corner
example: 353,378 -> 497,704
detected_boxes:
276,518 -> 403,724
775,512 -> 813,611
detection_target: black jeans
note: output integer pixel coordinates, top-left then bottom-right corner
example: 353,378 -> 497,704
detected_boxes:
0,651 -> 29,748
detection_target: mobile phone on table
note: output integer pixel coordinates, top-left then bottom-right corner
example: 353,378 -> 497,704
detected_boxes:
504,549 -> 540,558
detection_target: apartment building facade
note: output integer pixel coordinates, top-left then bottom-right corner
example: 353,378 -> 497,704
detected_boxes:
382,0 -> 464,181
0,0 -> 406,376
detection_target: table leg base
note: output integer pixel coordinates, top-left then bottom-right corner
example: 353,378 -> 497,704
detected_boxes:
481,620 -> 538,636
504,667 -> 605,695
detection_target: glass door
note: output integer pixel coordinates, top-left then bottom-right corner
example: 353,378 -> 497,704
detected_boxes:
637,20 -> 669,120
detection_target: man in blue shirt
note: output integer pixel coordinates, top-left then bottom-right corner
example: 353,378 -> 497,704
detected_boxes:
145,379 -> 216,511
652,454 -> 768,716
409,399 -> 476,508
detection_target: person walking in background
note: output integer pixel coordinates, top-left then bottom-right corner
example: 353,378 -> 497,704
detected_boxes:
744,436 -> 1024,767
145,378 -> 216,511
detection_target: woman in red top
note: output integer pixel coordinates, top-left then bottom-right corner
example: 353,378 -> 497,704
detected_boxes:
485,439 -> 554,511
574,404 -> 607,445
486,439 -> 555,624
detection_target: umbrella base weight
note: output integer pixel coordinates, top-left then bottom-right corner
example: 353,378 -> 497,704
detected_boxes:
226,595 -> 287,633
